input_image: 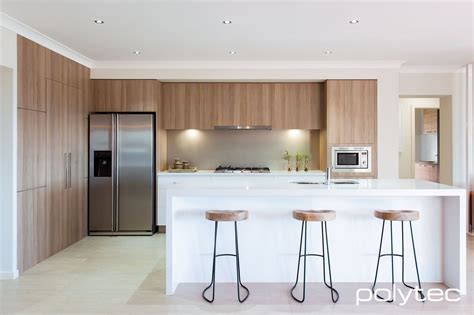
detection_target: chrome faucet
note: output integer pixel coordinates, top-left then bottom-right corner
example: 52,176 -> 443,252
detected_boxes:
325,166 -> 332,185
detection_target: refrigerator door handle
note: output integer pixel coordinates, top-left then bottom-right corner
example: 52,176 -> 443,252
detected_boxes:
115,115 -> 120,231
64,152 -> 68,189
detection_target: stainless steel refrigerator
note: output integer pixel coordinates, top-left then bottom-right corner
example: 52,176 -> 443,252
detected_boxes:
89,113 -> 155,235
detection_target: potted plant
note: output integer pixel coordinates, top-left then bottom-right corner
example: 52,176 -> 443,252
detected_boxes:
295,152 -> 304,172
283,150 -> 292,171
303,153 -> 311,172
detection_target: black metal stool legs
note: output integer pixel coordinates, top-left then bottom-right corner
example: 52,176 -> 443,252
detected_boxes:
234,221 -> 250,303
372,220 -> 425,303
401,221 -> 426,300
291,221 -> 339,303
202,221 -> 218,303
321,221 -> 340,303
291,221 -> 307,302
202,221 -> 250,303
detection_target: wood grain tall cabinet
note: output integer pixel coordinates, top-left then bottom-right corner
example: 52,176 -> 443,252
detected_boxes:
17,35 -> 90,272
320,80 -> 378,178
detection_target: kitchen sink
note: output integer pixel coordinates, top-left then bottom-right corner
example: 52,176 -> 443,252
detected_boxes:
331,180 -> 359,184
291,180 -> 359,185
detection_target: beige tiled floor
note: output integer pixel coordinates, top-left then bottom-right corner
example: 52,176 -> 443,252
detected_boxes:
1,234 -> 473,314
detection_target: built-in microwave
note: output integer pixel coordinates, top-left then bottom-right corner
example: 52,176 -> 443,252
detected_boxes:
331,146 -> 371,172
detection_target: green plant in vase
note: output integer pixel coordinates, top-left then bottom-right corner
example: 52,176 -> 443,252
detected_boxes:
283,150 -> 292,171
303,153 -> 311,172
295,152 -> 304,172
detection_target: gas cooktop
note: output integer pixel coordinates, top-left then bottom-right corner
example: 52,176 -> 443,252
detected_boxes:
214,166 -> 271,173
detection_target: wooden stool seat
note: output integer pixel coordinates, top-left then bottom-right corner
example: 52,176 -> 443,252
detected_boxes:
292,210 -> 336,222
206,210 -> 249,222
374,210 -> 419,221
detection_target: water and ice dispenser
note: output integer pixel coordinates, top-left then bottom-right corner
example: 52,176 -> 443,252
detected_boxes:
93,151 -> 112,177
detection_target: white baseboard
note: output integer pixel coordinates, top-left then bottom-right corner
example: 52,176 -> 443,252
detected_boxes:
0,269 -> 19,280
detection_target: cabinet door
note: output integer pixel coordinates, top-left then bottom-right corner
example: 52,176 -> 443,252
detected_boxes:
241,83 -> 272,126
17,36 -> 46,111
17,109 -> 46,191
429,165 -> 439,182
91,80 -> 124,112
162,83 -> 186,129
122,80 -> 157,112
327,80 -> 352,143
327,80 -> 376,144
272,83 -> 321,129
215,83 -> 240,127
423,109 -> 438,134
352,80 -> 377,144
184,83 -> 216,129
163,83 -> 215,129
46,50 -> 68,84
46,79 -> 69,253
17,187 -> 47,272
196,83 -> 215,129
67,86 -> 82,245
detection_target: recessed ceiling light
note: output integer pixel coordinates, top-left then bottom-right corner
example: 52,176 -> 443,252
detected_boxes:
324,50 -> 333,55
94,19 -> 104,24
133,51 -> 141,55
222,20 -> 232,24
349,19 -> 360,24
229,50 -> 237,55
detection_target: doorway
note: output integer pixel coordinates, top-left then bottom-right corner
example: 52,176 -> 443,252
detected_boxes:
399,97 -> 453,185
414,108 -> 439,182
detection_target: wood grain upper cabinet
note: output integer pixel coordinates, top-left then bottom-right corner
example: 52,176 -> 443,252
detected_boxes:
214,83 -> 240,127
326,80 -> 376,144
163,82 -> 321,129
272,83 -> 321,129
162,83 -> 215,129
92,79 -> 158,112
422,108 -> 438,134
214,83 -> 273,127
17,35 -> 46,111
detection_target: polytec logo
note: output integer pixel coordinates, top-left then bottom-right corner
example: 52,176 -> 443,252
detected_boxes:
356,285 -> 461,306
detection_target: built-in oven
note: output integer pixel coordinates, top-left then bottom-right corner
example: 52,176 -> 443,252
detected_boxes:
331,146 -> 371,172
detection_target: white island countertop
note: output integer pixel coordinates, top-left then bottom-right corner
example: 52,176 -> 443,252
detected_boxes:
165,179 -> 466,296
165,179 -> 464,196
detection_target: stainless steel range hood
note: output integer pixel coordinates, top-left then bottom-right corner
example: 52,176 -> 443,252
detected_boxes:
214,125 -> 272,130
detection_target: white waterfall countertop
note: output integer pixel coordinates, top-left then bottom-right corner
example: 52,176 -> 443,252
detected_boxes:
165,179 -> 466,296
164,179 -> 464,197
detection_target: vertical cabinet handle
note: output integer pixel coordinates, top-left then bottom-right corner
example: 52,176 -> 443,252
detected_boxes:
68,152 -> 72,188
64,153 -> 68,189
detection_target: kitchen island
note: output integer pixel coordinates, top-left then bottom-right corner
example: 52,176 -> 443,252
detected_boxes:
165,179 -> 466,296
157,170 -> 325,225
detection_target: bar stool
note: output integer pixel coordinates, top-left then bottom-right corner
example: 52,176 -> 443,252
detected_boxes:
290,210 -> 339,303
202,210 -> 250,303
372,210 -> 425,303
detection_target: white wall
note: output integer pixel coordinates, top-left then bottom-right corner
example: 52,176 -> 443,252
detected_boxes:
0,26 -> 18,279
92,68 -> 401,179
399,72 -> 455,96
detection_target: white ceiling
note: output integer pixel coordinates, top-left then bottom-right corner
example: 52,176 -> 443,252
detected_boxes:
1,0 -> 473,67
